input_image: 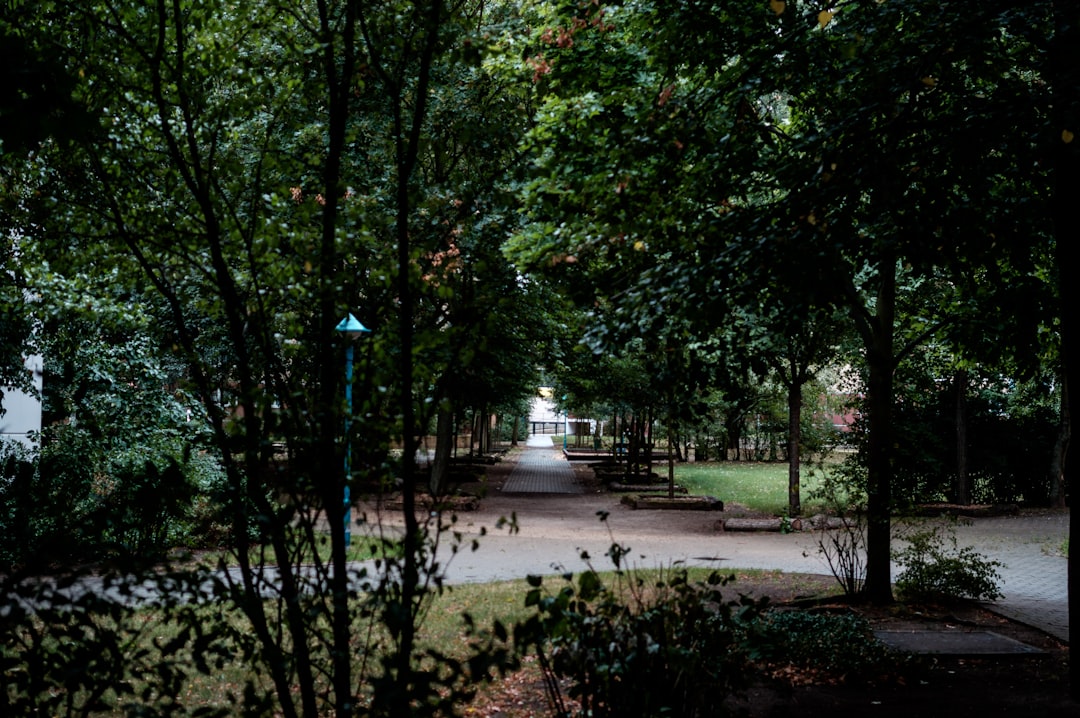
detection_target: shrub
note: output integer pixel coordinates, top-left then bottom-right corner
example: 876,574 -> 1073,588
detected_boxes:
515,546 -> 766,718
806,463 -> 867,597
0,441 -> 38,568
893,525 -> 1003,602
750,609 -> 900,680
0,426 -> 230,570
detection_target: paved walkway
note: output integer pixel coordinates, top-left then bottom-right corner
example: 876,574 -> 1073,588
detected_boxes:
501,435 -> 581,493
9,438 -> 1065,647
439,438 -> 1070,644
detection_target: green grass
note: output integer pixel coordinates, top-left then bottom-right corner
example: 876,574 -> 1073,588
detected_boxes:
189,532 -> 404,569
674,461 -> 825,515
423,568 -> 746,649
551,438 -> 827,516
7,563 -> 829,713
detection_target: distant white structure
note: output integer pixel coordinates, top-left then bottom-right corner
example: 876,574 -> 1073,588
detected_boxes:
530,389 -> 561,421
527,388 -> 603,442
528,388 -> 564,434
0,354 -> 42,449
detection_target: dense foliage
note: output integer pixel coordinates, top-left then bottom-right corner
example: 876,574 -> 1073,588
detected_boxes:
1,0 -> 1076,712
505,0 -> 1061,602
515,544 -> 903,717
517,562 -> 767,717
3,0 -> 539,714
894,525 -> 1004,602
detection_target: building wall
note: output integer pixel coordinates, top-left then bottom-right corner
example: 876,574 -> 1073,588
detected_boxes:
0,355 -> 43,449
529,391 -> 562,424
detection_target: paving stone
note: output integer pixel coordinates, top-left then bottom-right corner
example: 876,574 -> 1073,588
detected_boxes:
473,437 -> 1071,644
874,630 -> 1045,655
501,443 -> 582,494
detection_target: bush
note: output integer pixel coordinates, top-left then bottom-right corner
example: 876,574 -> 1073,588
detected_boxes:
0,441 -> 38,568
0,426 -> 230,570
0,572 -> 235,716
750,609 -> 900,680
893,525 -> 1003,602
843,361 -> 1059,506
515,546 -> 766,718
806,462 -> 867,597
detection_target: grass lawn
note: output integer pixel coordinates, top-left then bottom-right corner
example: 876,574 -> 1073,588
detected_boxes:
548,434 -> 829,516
422,567 -> 772,648
14,568 -> 808,712
674,461 -> 826,516
188,532 -> 404,569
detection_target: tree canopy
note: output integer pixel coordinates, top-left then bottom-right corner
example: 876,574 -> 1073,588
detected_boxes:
506,0 -> 1059,602
1,0 -> 1075,711
3,0 -> 541,713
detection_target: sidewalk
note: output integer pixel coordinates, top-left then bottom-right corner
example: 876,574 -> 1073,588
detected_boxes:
434,437 -> 1069,644
500,435 -> 581,493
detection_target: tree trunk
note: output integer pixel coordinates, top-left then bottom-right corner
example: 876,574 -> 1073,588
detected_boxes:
863,256 -> 897,605
644,405 -> 654,480
726,409 -> 743,461
486,407 -> 492,452
386,4 -> 444,710
430,403 -> 454,496
667,422 -> 676,500
954,368 -> 970,506
1052,0 -> 1080,698
511,414 -> 519,447
611,411 -> 619,460
478,404 -> 488,454
315,5 -> 361,710
1049,374 -> 1069,508
469,409 -> 477,455
787,380 -> 803,518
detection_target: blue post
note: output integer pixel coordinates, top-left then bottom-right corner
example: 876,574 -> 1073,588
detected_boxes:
563,395 -> 568,451
336,313 -> 370,549
344,343 -> 354,547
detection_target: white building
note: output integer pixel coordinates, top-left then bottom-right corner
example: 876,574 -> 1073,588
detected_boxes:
0,354 -> 42,449
528,388 -> 564,435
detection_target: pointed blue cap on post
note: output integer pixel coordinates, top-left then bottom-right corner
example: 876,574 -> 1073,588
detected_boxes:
336,313 -> 371,336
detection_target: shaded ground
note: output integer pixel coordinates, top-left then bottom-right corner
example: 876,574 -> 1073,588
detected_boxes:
450,447 -> 1074,717
466,574 -> 1071,718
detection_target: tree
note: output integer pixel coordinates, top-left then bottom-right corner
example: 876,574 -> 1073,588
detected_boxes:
1050,0 -> 1080,699
0,238 -> 32,399
406,39 -> 549,493
0,274 -> 221,568
0,3 -> 92,154
2,0 -> 528,713
769,0 -> 1052,602
1,1 -> 90,406
509,0 -> 1054,606
739,300 -> 845,516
